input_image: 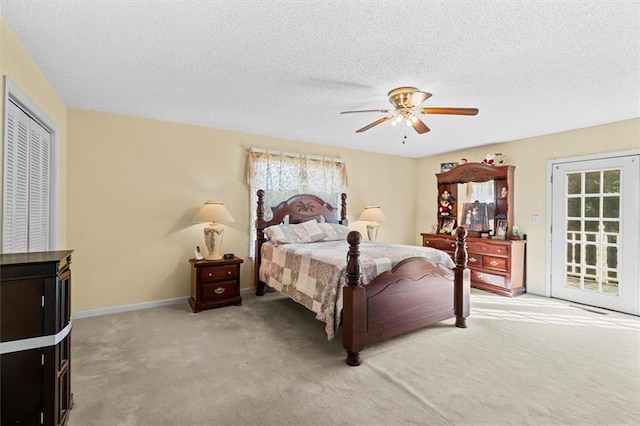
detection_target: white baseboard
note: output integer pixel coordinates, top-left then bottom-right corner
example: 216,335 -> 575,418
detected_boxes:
72,297 -> 189,319
72,287 -> 253,319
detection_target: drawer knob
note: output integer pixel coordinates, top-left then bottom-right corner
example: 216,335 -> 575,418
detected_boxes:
227,271 -> 232,275
208,273 -> 213,277
214,287 -> 225,294
478,274 -> 486,279
469,257 -> 477,263
490,260 -> 499,266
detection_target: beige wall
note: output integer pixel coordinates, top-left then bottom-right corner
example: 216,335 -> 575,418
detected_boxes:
0,18 -> 68,248
417,118 -> 640,295
67,109 -> 418,312
4,16 -> 638,313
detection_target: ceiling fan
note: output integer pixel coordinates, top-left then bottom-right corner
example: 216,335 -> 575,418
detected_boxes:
340,86 -> 478,134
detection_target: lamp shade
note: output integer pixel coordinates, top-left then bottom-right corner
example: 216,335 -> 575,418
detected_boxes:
193,201 -> 236,224
358,206 -> 386,222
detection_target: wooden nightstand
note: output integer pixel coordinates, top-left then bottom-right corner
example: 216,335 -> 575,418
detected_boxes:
189,256 -> 243,313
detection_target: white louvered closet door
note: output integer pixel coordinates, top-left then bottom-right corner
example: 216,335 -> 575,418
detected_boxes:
2,99 -> 52,253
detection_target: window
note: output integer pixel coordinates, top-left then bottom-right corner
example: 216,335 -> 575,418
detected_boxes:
247,149 -> 348,256
2,79 -> 56,253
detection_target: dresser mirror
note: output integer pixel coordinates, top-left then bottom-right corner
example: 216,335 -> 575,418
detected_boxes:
457,181 -> 495,232
436,162 -> 515,238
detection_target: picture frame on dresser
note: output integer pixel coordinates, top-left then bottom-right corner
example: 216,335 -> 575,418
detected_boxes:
440,218 -> 456,234
496,219 -> 508,238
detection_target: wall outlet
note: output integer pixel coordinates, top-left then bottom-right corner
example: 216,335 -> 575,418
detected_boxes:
532,214 -> 540,224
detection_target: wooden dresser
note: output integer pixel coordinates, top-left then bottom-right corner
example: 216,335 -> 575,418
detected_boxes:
0,250 -> 73,425
422,233 -> 526,296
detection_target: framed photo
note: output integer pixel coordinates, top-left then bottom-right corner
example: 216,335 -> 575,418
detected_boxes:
511,225 -> 521,239
440,162 -> 457,173
461,202 -> 489,232
496,220 -> 508,237
440,218 -> 456,234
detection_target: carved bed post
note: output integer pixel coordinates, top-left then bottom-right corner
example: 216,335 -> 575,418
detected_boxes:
255,189 -> 267,296
343,231 -> 366,366
340,193 -> 348,225
454,226 -> 471,328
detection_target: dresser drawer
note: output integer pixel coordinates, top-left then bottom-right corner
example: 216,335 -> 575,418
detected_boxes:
202,281 -> 239,301
467,241 -> 510,257
467,254 -> 482,267
199,265 -> 238,283
471,270 -> 507,288
482,256 -> 507,271
423,238 -> 456,253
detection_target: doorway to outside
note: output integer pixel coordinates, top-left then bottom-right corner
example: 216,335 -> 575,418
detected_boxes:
548,152 -> 639,315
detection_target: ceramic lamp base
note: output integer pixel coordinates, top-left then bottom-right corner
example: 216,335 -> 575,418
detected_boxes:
203,223 -> 224,260
366,223 -> 380,241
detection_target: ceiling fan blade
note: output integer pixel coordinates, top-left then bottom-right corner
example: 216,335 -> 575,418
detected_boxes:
407,91 -> 432,108
420,107 -> 479,116
355,116 -> 393,133
340,109 -> 390,114
411,117 -> 430,134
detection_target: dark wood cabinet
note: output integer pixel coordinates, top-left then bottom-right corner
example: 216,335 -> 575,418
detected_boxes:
0,250 -> 73,425
422,234 -> 525,296
189,256 -> 243,312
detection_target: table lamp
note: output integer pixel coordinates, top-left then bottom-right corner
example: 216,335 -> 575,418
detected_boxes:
193,201 -> 235,260
358,206 -> 386,241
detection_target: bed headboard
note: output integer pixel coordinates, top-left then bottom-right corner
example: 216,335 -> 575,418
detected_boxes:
256,189 -> 347,229
253,189 -> 347,294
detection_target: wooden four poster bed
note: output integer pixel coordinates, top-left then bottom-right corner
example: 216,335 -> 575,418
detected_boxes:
254,190 -> 470,366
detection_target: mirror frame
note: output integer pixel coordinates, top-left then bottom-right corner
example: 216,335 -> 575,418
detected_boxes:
435,162 -> 515,238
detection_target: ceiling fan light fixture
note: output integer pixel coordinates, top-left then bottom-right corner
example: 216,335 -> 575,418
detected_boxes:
341,86 -> 478,134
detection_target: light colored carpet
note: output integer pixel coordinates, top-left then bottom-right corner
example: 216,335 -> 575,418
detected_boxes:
68,290 -> 640,426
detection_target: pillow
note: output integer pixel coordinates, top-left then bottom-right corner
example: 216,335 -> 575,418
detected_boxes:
264,219 -> 327,245
318,222 -> 351,241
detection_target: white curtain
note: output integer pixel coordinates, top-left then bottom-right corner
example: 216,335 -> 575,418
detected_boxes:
247,149 -> 348,257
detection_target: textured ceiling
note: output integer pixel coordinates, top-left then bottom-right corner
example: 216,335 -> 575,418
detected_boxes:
2,1 -> 639,158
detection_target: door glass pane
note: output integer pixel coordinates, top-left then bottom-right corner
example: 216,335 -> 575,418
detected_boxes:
584,197 -> 600,217
603,221 -> 619,233
585,172 -> 600,193
567,173 -> 582,194
606,246 -> 618,269
584,221 -> 599,232
603,196 -> 619,218
567,220 -> 581,231
567,198 -> 581,217
603,282 -> 619,295
602,170 -> 620,193
585,245 -> 597,266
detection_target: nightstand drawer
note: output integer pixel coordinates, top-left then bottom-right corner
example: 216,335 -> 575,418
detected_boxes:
199,265 -> 238,283
202,281 -> 239,301
472,270 -> 507,288
482,256 -> 507,271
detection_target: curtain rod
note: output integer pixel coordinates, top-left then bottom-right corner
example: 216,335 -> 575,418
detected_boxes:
249,147 -> 344,164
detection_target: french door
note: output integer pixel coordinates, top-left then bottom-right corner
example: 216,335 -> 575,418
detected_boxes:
550,154 -> 639,315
